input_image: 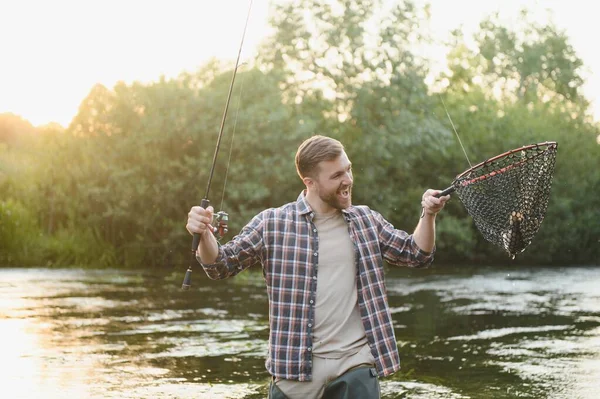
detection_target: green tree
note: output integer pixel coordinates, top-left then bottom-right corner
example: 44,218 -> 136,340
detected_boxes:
260,0 -> 455,228
1,2 -> 598,268
435,11 -> 599,263
0,113 -> 36,147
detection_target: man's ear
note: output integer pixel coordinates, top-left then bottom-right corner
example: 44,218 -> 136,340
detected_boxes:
302,176 -> 314,188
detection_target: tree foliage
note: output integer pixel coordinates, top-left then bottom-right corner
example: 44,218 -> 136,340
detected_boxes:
1,1 -> 598,267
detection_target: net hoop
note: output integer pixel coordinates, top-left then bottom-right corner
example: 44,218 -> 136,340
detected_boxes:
454,142 -> 558,186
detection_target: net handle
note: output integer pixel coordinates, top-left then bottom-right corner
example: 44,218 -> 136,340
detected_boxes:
436,186 -> 455,198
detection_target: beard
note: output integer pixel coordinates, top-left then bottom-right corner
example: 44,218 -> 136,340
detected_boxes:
319,183 -> 353,210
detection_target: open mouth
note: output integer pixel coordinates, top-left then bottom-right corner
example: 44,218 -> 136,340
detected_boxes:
338,186 -> 351,199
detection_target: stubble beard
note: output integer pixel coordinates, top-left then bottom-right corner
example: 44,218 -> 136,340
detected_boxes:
320,184 -> 353,210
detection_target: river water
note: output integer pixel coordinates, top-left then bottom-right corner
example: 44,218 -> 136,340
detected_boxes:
1,265 -> 599,398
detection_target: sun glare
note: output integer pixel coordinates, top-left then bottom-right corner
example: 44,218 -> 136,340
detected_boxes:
0,0 -> 270,127
1,0 -> 599,126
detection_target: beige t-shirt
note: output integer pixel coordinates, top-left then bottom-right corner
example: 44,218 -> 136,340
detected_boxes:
312,211 -> 368,357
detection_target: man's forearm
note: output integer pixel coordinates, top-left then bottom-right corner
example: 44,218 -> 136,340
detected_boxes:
413,213 -> 436,253
196,231 -> 220,264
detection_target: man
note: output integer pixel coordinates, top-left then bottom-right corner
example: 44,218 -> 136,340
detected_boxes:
186,135 -> 449,399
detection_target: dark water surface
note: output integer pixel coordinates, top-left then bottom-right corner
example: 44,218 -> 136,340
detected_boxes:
1,266 -> 599,398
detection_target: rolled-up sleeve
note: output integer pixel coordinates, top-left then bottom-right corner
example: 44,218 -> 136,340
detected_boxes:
198,214 -> 265,280
373,210 -> 435,268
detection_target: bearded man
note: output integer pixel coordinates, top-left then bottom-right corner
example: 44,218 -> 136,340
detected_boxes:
186,135 -> 449,399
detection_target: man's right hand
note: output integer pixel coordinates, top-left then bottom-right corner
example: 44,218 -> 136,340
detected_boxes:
186,205 -> 215,237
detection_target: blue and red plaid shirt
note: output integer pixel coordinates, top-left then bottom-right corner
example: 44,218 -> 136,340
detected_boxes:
199,191 -> 434,381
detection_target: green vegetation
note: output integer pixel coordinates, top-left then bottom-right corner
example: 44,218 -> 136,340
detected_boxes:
1,1 -> 598,267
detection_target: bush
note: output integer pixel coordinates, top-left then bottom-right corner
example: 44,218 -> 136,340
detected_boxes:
0,199 -> 40,265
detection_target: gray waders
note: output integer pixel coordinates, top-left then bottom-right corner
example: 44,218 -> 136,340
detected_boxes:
268,366 -> 381,399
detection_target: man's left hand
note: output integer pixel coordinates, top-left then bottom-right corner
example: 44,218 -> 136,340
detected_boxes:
421,189 -> 450,217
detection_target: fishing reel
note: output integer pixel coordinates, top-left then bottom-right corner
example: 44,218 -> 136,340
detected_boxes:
211,211 -> 229,240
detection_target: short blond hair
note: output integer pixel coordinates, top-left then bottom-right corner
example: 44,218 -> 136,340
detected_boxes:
295,135 -> 344,179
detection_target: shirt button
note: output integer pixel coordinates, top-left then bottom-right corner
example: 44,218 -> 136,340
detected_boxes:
308,323 -> 312,328
309,300 -> 314,304
313,229 -> 317,232
313,252 -> 317,256
307,347 -> 312,352
313,276 -> 317,280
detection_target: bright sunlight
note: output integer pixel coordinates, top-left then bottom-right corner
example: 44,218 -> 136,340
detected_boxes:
1,0 -> 600,126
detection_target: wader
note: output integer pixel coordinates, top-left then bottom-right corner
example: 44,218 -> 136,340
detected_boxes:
268,366 -> 380,399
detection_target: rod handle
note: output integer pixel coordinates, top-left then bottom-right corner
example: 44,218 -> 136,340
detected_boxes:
192,198 -> 210,252
181,267 -> 192,291
183,198 -> 210,290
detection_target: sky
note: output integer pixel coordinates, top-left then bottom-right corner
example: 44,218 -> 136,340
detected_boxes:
1,0 -> 599,127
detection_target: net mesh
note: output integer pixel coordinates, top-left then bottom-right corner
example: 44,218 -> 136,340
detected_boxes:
452,142 -> 558,259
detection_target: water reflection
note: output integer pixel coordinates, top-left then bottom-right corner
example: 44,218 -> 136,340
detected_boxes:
1,266 -> 599,398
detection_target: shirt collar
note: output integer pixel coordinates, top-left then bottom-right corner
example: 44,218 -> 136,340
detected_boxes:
296,191 -> 312,215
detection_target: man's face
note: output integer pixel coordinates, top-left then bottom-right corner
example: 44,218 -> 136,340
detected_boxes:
312,151 -> 353,210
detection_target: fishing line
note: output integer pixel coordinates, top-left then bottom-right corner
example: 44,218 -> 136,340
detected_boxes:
202,0 -> 254,202
219,64 -> 247,212
439,93 -> 473,168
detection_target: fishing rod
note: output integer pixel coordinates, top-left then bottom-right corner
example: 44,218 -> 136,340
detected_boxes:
182,0 -> 254,290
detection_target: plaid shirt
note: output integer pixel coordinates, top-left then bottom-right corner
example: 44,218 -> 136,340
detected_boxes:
199,191 -> 434,381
